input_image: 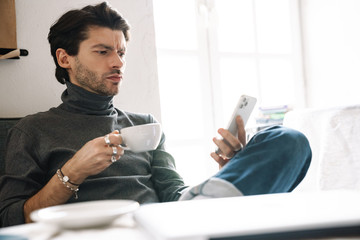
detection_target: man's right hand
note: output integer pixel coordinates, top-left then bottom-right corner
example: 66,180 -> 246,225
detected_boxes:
61,130 -> 125,184
23,130 -> 125,223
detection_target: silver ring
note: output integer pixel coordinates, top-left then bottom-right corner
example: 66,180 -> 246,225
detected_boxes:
111,156 -> 117,163
112,146 -> 117,156
226,151 -> 235,159
234,144 -> 243,152
104,134 -> 111,145
234,147 -> 243,152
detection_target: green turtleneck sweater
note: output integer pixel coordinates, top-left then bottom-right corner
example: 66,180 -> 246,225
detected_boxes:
0,82 -> 187,227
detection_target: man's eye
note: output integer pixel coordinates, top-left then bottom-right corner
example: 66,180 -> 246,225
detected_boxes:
118,52 -> 125,57
98,51 -> 108,55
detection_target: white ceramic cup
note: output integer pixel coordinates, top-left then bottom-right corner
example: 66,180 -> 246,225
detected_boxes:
120,123 -> 162,152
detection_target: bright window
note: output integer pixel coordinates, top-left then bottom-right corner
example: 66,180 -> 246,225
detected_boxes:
153,0 -> 305,185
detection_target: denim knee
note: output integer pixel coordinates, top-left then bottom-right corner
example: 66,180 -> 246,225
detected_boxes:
252,126 -> 312,190
252,126 -> 310,154
215,125 -> 312,195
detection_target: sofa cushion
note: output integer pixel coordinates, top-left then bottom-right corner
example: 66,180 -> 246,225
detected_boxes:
0,118 -> 20,176
283,105 -> 360,191
318,106 -> 360,190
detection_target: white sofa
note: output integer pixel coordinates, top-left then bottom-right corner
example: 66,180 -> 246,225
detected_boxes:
283,105 -> 360,192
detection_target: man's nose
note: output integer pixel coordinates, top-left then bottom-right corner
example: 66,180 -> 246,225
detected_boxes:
111,52 -> 125,69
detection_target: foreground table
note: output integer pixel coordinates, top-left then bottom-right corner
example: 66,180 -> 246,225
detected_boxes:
2,191 -> 360,240
0,213 -> 150,240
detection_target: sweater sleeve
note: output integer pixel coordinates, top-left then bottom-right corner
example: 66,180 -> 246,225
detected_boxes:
0,125 -> 44,227
147,115 -> 188,202
151,137 -> 188,202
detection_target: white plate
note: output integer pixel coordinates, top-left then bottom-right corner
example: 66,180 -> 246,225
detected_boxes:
30,200 -> 139,229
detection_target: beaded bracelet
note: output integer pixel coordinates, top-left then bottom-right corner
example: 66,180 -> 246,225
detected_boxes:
56,169 -> 79,199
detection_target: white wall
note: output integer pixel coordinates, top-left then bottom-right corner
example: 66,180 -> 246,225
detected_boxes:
0,0 -> 162,122
3,0 -> 360,119
301,0 -> 360,108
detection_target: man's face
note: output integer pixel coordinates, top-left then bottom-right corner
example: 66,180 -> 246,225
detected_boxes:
68,26 -> 127,96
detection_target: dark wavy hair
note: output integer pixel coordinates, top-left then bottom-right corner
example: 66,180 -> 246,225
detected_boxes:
48,2 -> 130,84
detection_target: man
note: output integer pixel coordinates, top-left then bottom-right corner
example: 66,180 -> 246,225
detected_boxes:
0,2 -> 311,227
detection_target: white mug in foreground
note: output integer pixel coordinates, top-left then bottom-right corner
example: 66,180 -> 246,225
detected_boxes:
120,123 -> 162,152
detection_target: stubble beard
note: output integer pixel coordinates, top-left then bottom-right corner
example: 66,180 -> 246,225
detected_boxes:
74,57 -> 119,96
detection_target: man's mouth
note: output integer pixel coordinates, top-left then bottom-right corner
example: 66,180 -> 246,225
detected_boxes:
106,74 -> 122,83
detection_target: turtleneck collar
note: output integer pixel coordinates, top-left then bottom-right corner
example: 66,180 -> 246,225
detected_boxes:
59,81 -> 117,116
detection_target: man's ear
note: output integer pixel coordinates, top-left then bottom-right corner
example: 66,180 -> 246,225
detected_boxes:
56,48 -> 72,68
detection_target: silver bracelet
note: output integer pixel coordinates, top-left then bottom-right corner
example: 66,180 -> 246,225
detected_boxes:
56,169 -> 79,199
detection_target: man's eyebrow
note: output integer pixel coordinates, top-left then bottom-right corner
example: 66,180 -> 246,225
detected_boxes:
91,44 -> 113,50
91,44 -> 126,51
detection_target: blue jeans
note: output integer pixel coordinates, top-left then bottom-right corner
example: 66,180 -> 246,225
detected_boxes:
214,126 -> 312,195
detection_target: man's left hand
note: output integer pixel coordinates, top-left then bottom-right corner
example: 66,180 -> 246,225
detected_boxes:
211,116 -> 246,169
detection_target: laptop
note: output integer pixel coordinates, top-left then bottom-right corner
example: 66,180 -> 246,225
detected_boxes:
134,190 -> 360,240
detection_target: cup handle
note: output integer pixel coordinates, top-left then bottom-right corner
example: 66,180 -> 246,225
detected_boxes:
118,132 -> 130,151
